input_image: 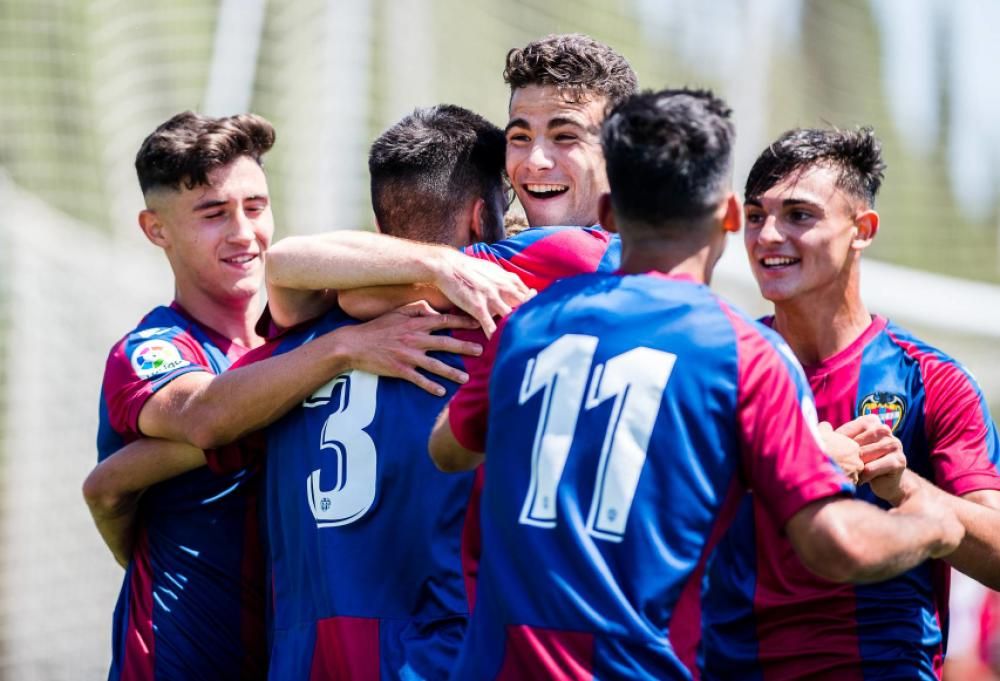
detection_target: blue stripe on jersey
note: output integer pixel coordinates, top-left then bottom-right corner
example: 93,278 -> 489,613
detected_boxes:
700,494 -> 762,681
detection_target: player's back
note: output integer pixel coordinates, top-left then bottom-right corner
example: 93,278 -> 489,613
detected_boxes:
245,308 -> 476,681
98,305 -> 265,681
456,271 -> 776,680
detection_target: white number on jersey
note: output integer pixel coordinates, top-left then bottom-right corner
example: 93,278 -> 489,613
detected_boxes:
518,335 -> 676,542
305,371 -> 379,528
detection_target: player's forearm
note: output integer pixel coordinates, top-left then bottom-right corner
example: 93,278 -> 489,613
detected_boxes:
429,407 -> 484,472
175,331 -> 355,449
938,491 -> 1000,590
88,498 -> 138,568
788,497 -> 957,584
266,231 -> 451,292
339,285 -> 451,321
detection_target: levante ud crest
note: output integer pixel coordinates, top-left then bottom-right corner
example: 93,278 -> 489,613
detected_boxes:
858,392 -> 906,433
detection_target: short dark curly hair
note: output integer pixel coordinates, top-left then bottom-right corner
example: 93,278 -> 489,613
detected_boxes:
745,127 -> 886,207
369,104 -> 506,244
504,33 -> 638,105
602,88 -> 735,227
135,111 -> 275,194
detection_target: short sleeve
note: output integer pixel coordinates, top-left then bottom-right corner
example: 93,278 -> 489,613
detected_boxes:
447,317 -> 510,453
727,311 -> 854,528
102,328 -> 211,436
921,359 -> 1000,496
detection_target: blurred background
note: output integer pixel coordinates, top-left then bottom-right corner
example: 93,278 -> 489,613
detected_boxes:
1,0 -> 998,678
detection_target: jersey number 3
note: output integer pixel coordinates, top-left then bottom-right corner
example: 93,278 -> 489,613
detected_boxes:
518,334 -> 676,542
306,371 -> 379,528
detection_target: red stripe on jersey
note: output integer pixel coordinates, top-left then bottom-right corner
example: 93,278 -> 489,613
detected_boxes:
496,625 -> 594,681
886,331 -> 1000,496
121,530 -> 155,681
241,474 -> 267,680
309,616 -> 380,681
668,477 -> 746,678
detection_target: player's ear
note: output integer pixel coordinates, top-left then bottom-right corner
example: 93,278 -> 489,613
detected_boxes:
722,193 -> 742,233
598,193 -> 617,233
138,209 -> 169,248
852,209 -> 879,250
469,197 -> 486,242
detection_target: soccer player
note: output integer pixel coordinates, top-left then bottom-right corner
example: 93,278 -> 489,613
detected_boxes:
89,111 -> 494,680
261,34 -> 637,607
206,105 -> 512,680
701,127 -> 1000,679
427,89 -> 966,681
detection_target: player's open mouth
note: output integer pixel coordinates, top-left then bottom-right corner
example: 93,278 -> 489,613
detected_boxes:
524,183 -> 569,200
222,254 -> 258,266
760,256 -> 800,269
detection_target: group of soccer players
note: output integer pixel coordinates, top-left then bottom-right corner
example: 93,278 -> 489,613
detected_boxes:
82,32 -> 1000,681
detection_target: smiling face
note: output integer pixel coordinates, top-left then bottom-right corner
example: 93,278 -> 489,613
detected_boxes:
505,84 -> 609,228
143,155 -> 274,308
744,163 -> 872,305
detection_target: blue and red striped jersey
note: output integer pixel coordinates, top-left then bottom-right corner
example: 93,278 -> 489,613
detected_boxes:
454,226 -> 621,605
97,303 -> 266,681
449,271 -> 853,680
702,314 -> 1000,680
211,307 -> 476,681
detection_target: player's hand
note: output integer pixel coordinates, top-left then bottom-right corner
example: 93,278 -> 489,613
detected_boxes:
817,421 -> 863,484
337,301 -> 483,396
836,415 -> 908,504
433,251 -> 535,338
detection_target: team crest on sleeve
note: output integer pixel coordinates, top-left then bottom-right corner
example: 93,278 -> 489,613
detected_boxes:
858,392 -> 906,432
130,339 -> 190,379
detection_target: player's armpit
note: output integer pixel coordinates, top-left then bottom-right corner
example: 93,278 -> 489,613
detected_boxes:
429,406 -> 484,472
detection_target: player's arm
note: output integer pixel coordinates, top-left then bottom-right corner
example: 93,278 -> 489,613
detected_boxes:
265,230 -> 531,335
139,304 -> 483,449
338,284 -> 451,321
429,405 -> 484,472
870,471 -> 1000,590
83,439 -> 205,567
784,486 -> 964,583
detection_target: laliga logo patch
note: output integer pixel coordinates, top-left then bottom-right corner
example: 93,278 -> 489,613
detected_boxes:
130,340 -> 190,379
858,392 -> 906,433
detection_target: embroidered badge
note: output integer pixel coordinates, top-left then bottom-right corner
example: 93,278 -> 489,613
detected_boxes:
858,392 -> 906,433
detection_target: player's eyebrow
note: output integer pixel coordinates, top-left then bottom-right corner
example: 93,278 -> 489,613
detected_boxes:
745,198 -> 763,208
781,197 -> 822,209
193,198 -> 228,211
547,116 -> 585,130
505,118 -> 530,134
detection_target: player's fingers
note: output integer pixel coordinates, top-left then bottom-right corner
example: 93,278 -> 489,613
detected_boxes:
396,299 -> 439,317
835,415 -> 882,439
420,313 -> 480,332
396,367 -> 448,397
418,334 -> 483,357
859,455 -> 906,484
859,439 -> 900,464
817,421 -> 834,435
415,355 -> 470,385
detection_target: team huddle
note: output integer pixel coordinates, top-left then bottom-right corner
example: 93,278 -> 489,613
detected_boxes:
83,34 -> 1000,681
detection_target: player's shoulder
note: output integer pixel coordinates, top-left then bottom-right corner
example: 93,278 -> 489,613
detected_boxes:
881,318 -> 985,396
467,225 -> 614,257
108,306 -> 197,379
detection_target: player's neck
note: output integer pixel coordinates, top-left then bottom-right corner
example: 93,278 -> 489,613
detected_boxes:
618,236 -> 714,283
771,285 -> 871,367
173,286 -> 266,349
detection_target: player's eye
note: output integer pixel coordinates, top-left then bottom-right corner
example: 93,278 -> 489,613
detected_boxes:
744,211 -> 765,226
554,132 -> 578,142
507,132 -> 530,144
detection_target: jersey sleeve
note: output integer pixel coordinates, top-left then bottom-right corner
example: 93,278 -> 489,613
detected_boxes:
102,327 -> 212,437
920,358 -> 1000,496
463,227 -> 615,292
727,310 -> 854,528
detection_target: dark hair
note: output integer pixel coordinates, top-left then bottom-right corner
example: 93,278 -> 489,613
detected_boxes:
369,105 -> 506,244
504,33 -> 638,106
745,127 -> 886,206
601,88 -> 734,230
135,111 -> 275,194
